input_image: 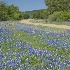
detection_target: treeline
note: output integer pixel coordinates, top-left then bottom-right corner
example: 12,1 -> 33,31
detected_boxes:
0,1 -> 30,21
0,1 -> 31,21
0,1 -> 23,21
25,9 -> 48,19
45,0 -> 70,22
0,0 -> 70,22
25,0 -> 70,22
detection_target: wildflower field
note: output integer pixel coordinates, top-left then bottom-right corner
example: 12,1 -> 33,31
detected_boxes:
0,21 -> 70,70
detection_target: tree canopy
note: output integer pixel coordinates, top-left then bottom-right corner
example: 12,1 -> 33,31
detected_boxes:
45,0 -> 70,13
44,0 -> 70,22
0,1 -> 23,21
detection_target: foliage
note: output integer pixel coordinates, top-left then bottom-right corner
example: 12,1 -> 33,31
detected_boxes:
0,0 -> 70,22
47,11 -> 70,22
44,0 -> 70,22
22,13 -> 30,19
0,1 -> 22,21
24,9 -> 50,19
7,5 -> 21,20
30,10 -> 48,19
45,0 -> 70,14
0,1 -> 8,21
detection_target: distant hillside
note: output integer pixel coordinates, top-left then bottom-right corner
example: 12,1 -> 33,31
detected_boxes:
24,9 -> 47,15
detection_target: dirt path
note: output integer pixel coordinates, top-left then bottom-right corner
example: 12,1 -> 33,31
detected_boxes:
20,20 -> 70,29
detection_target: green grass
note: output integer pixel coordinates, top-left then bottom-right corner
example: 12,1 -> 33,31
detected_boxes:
45,21 -> 70,26
0,21 -> 70,61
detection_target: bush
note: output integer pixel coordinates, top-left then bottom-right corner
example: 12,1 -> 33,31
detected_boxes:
47,11 -> 70,22
23,13 -> 30,19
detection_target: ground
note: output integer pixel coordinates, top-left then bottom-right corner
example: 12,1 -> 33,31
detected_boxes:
20,19 -> 70,29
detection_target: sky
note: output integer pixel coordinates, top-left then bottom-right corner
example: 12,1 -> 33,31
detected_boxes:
1,0 -> 47,12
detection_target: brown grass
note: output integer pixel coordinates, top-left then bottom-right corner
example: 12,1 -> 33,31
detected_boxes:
20,19 -> 70,29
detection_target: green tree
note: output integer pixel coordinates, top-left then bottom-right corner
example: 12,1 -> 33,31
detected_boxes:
32,11 -> 45,19
0,1 -> 23,21
44,0 -> 70,22
7,4 -> 22,20
0,1 -> 9,21
47,11 -> 70,22
45,0 -> 70,14
23,13 -> 30,19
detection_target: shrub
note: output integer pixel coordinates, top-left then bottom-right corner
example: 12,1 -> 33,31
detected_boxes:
47,11 -> 70,22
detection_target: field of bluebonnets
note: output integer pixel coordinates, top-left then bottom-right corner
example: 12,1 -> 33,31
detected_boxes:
0,21 -> 70,70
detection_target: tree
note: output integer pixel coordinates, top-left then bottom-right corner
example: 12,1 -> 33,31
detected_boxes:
32,11 -> 45,19
45,0 -> 70,14
0,1 -> 23,21
44,0 -> 70,22
23,13 -> 30,19
7,4 -> 22,20
47,11 -> 70,22
0,1 -> 9,21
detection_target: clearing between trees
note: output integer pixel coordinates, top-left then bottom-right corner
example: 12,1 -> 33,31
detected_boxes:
20,19 -> 70,29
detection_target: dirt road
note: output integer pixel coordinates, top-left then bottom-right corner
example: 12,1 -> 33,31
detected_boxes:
20,19 -> 70,29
